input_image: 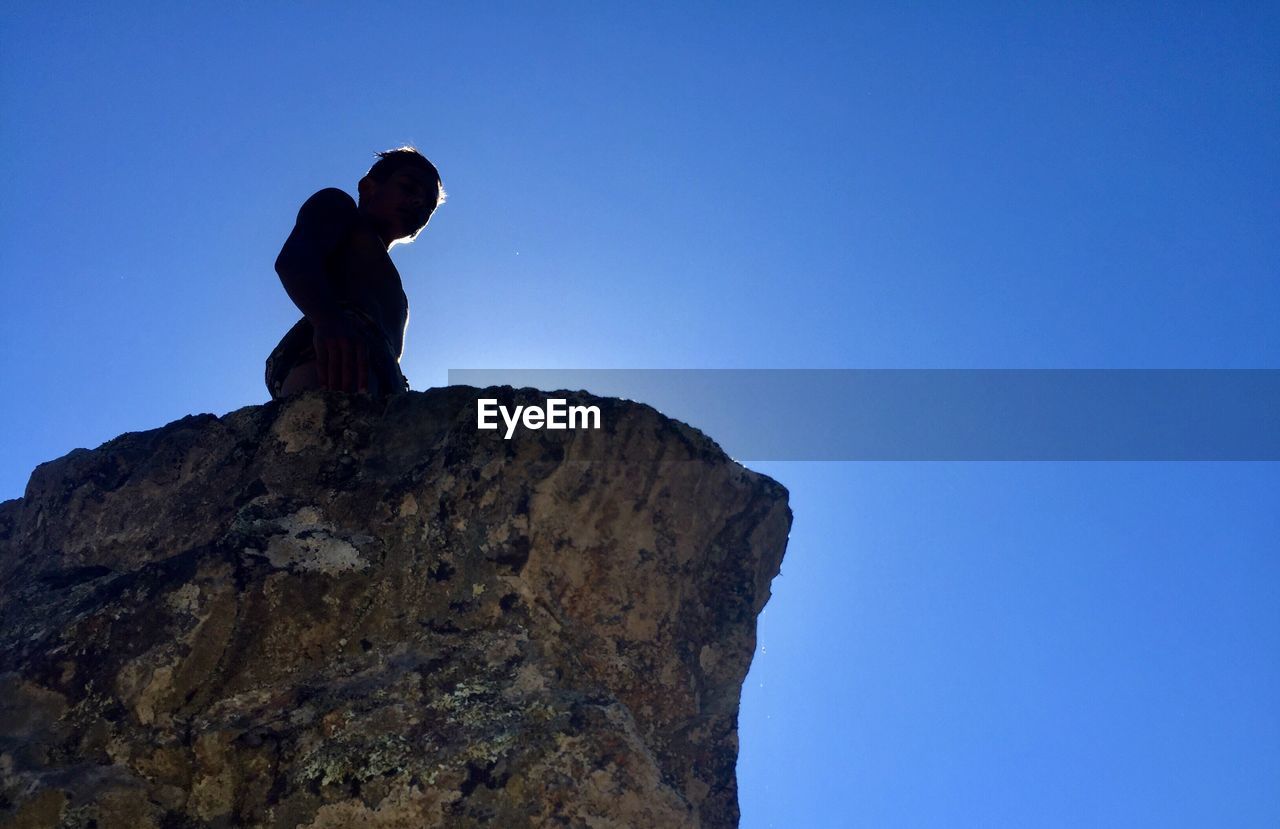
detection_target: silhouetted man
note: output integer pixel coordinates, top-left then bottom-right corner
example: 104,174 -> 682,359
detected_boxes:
266,147 -> 444,399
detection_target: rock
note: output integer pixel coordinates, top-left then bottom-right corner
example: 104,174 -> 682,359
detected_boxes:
0,386 -> 790,828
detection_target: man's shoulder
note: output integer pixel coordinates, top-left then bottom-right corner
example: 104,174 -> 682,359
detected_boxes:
300,187 -> 358,214
291,188 -> 360,236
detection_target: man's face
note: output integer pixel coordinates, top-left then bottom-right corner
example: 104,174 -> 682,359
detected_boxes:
359,166 -> 438,242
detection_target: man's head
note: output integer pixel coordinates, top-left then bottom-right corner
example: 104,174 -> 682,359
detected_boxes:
357,146 -> 445,245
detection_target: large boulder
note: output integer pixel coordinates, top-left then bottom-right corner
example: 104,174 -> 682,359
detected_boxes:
0,387 -> 790,828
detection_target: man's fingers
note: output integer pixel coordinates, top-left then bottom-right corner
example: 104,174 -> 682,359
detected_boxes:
357,340 -> 369,393
341,339 -> 355,393
313,333 -> 329,389
315,345 -> 329,390
312,330 -> 367,393
326,340 -> 341,391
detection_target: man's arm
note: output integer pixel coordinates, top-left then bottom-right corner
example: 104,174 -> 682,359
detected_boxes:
275,189 -> 369,393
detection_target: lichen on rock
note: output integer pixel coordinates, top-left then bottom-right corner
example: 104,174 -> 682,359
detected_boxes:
0,386 -> 790,828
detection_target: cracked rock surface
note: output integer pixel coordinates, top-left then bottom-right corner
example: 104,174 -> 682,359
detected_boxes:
0,386 -> 790,828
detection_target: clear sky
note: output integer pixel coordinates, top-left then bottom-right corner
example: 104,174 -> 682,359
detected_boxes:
2,4 -> 1277,826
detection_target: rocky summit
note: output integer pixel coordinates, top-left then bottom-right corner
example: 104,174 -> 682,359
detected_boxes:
0,386 -> 791,828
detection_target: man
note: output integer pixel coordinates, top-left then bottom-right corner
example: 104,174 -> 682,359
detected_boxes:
265,147 -> 444,399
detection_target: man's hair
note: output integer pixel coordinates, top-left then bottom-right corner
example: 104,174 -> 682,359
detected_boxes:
365,146 -> 447,214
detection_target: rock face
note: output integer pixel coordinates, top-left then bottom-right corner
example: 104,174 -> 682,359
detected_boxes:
0,387 -> 790,829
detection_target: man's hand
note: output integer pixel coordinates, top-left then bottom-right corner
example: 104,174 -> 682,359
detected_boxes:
312,317 -> 370,393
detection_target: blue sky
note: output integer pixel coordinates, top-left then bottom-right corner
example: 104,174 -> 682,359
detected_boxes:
2,4 -> 1277,826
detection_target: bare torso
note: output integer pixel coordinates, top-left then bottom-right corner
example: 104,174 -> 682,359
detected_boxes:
332,217 -> 409,359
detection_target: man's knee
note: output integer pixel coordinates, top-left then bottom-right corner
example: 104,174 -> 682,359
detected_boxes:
278,358 -> 386,398
279,360 -> 322,396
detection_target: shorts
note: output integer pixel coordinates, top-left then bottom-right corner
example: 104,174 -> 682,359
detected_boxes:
265,306 -> 409,400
